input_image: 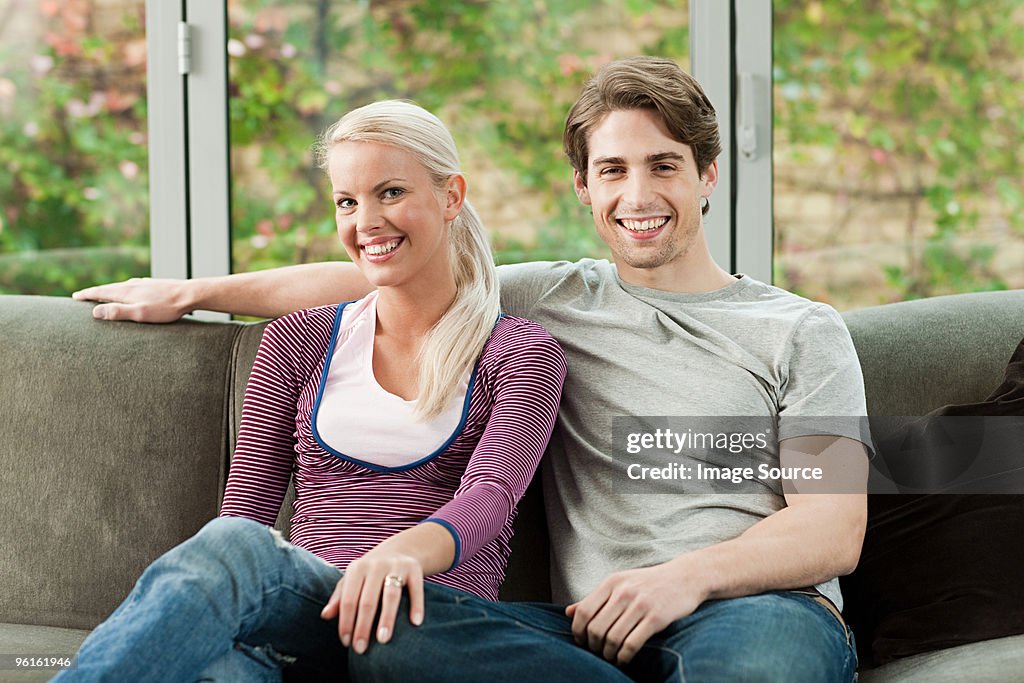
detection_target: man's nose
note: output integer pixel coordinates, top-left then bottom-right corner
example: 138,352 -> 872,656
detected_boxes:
622,173 -> 654,208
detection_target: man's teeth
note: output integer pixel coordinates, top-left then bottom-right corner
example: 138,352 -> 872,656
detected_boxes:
365,240 -> 401,255
620,218 -> 668,232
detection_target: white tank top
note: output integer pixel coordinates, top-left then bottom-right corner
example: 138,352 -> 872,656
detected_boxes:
311,292 -> 473,470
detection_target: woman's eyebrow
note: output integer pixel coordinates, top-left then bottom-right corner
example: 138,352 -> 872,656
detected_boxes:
332,177 -> 410,196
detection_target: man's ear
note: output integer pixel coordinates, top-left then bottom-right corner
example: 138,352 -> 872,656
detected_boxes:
700,159 -> 719,199
573,169 -> 592,206
443,174 -> 467,221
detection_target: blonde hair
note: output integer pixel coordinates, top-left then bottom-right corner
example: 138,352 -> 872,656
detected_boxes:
316,100 -> 500,420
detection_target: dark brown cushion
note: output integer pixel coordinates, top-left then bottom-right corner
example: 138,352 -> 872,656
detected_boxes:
842,338 -> 1024,668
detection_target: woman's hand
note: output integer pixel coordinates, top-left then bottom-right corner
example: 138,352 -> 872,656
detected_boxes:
72,277 -> 194,322
320,549 -> 425,654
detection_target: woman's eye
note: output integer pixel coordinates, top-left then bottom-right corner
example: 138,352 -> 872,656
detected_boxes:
383,187 -> 404,199
336,198 -> 355,209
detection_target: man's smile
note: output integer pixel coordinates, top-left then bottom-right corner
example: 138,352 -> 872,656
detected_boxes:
617,216 -> 670,239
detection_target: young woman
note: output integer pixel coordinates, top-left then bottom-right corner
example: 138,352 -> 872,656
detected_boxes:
56,101 -> 566,682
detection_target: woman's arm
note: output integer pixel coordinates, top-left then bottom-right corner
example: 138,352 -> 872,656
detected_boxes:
323,319 -> 567,652
72,262 -> 373,322
423,322 -> 567,565
220,313 -> 309,523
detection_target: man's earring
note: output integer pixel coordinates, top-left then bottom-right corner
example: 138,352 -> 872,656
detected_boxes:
700,196 -> 710,214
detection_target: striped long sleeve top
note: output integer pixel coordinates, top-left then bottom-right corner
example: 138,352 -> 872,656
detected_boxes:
220,302 -> 566,601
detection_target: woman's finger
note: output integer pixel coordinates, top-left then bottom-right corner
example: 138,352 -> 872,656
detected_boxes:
351,573 -> 384,654
375,573 -> 406,643
407,567 -> 425,626
337,571 -> 363,648
320,577 -> 344,621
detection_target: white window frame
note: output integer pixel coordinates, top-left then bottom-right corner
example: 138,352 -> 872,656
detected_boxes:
691,0 -> 773,281
145,0 -> 230,283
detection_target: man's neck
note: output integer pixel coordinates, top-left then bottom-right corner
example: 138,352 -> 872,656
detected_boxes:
614,252 -> 738,294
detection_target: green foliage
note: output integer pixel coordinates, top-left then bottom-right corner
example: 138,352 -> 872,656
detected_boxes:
774,0 -> 1024,304
0,2 -> 149,295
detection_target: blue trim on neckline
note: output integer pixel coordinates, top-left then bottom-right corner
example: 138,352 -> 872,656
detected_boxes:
423,517 -> 461,569
310,301 -> 480,473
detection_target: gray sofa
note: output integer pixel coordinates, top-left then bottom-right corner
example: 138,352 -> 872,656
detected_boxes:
2,290 -> 1023,682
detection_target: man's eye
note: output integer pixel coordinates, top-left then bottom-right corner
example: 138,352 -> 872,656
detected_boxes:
654,164 -> 677,172
600,167 -> 624,176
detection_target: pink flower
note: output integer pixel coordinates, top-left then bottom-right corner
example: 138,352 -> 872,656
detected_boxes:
30,55 -> 54,76
558,53 -> 582,77
244,33 -> 266,50
119,160 -> 140,180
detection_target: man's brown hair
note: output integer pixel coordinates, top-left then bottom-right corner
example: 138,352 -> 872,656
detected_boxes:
563,56 -> 721,212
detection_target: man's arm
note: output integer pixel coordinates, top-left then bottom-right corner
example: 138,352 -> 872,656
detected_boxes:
72,262 -> 373,322
567,435 -> 869,665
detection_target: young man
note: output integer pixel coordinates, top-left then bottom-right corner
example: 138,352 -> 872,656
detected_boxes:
76,57 -> 870,681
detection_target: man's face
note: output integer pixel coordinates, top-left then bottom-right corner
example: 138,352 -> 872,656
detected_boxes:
574,108 -> 717,284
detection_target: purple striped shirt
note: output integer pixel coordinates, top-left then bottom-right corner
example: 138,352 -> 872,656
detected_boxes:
220,304 -> 566,601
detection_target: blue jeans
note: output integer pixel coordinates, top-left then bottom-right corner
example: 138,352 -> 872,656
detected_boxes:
53,517 -> 350,682
356,583 -> 857,682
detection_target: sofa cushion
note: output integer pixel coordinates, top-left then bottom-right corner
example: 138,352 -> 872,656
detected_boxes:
841,338 -> 1024,667
0,297 -> 248,630
0,622 -> 89,682
859,633 -> 1024,683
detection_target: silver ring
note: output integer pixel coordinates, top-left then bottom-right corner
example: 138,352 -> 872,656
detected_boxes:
384,574 -> 405,589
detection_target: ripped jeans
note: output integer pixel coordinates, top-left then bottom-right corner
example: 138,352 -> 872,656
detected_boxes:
52,517 -> 351,682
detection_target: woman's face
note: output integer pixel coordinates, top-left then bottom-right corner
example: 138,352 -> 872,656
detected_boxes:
328,140 -> 463,291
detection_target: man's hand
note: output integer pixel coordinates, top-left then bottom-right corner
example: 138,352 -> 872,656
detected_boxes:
72,277 -> 193,323
320,548 -> 425,654
566,558 -> 706,665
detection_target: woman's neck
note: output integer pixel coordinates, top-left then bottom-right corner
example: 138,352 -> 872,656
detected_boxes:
374,278 -> 457,342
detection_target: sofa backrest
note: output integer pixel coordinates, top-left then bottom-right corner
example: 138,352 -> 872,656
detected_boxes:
843,290 -> 1024,416
2,289 -> 1022,628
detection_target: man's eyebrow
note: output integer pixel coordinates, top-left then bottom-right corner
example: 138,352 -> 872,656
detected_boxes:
591,155 -> 626,167
332,177 -> 408,195
646,152 -> 687,164
590,152 -> 688,166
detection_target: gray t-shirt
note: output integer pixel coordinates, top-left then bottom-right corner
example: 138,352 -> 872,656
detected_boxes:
497,259 -> 871,609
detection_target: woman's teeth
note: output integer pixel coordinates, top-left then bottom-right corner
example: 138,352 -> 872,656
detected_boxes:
365,239 -> 401,255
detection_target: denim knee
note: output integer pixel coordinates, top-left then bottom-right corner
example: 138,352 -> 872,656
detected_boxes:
192,516 -> 270,548
141,517 -> 280,592
173,517 -> 278,563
